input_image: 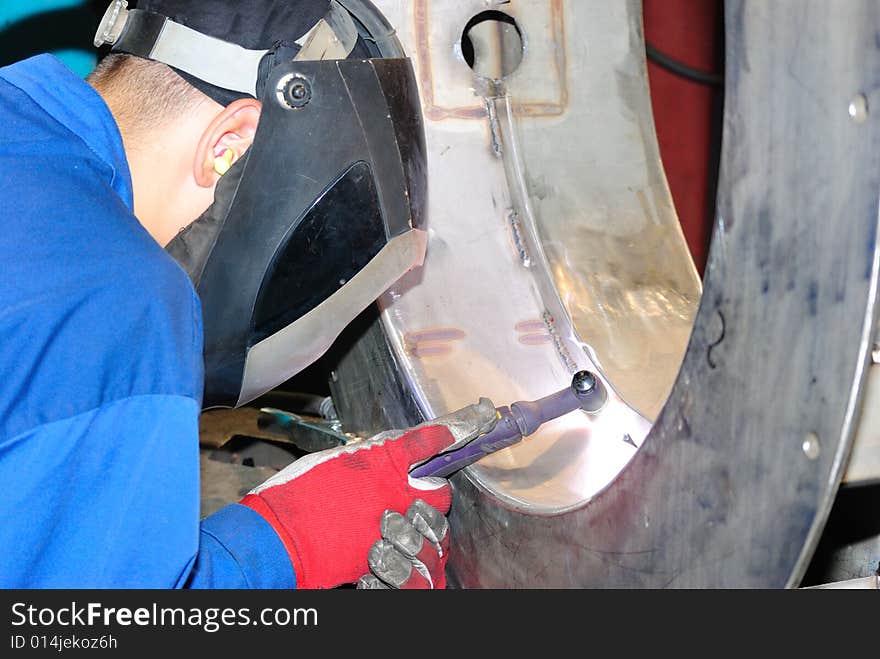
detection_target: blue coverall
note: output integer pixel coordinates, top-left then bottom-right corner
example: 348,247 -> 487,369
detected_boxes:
0,54 -> 295,588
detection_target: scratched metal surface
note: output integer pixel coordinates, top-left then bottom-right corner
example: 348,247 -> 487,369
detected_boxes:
333,0 -> 880,585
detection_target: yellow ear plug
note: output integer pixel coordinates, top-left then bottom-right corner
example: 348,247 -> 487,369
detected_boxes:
213,149 -> 234,176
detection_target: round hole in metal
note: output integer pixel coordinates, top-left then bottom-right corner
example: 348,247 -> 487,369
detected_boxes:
460,10 -> 524,79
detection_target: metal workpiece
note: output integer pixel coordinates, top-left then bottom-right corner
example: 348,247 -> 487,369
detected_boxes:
333,0 -> 692,537
451,0 -> 880,587
337,0 -> 683,513
330,0 -> 880,587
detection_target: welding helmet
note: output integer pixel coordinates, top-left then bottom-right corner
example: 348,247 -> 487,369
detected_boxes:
94,0 -> 427,408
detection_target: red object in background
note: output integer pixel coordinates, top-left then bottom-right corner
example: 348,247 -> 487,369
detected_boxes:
643,0 -> 724,275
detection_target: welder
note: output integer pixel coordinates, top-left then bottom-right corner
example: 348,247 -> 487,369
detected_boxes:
0,0 -> 499,589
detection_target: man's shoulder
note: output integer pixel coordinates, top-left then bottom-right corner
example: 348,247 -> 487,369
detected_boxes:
0,122 -> 197,326
0,192 -> 204,440
0,56 -> 204,439
0,55 -> 132,203
0,59 -> 71,144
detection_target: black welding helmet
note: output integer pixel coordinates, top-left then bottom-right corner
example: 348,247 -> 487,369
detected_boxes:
94,0 -> 427,408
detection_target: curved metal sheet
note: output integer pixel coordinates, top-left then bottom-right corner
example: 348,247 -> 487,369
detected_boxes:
361,0 -> 697,512
447,0 -> 880,587
332,0 -> 880,586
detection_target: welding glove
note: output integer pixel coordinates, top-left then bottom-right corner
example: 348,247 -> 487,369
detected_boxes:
356,499 -> 451,589
240,399 -> 497,589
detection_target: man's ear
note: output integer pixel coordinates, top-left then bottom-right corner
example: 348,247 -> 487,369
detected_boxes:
194,98 -> 262,188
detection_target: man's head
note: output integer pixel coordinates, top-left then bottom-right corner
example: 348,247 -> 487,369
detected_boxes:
88,53 -> 261,246
87,0 -> 429,407
87,0 -> 330,246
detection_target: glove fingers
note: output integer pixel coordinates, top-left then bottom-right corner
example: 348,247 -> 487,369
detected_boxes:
406,500 -> 449,589
379,511 -> 441,589
380,511 -> 426,558
378,506 -> 449,589
406,499 -> 450,549
367,539 -> 433,589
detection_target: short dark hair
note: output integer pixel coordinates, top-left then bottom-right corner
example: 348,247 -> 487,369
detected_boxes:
87,54 -> 211,142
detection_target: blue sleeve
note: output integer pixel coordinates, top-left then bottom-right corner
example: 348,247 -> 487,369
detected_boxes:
0,394 -> 295,588
189,505 -> 297,589
0,55 -> 295,588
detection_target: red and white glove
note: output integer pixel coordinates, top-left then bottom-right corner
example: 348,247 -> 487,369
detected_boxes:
240,399 -> 497,589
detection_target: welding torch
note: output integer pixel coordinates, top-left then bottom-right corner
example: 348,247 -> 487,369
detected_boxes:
410,371 -> 608,479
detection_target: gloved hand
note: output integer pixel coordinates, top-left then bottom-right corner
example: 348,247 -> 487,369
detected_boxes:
356,499 -> 450,589
240,399 -> 497,589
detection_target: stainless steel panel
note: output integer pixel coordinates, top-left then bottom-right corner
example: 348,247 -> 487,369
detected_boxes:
366,0 -> 697,512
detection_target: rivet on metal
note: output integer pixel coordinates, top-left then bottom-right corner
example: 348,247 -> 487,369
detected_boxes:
848,93 -> 869,123
802,432 -> 821,460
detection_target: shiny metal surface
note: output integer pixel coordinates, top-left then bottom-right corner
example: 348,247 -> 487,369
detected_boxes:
332,0 -> 880,587
364,0 -> 697,512
446,0 -> 880,587
497,2 -> 701,421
